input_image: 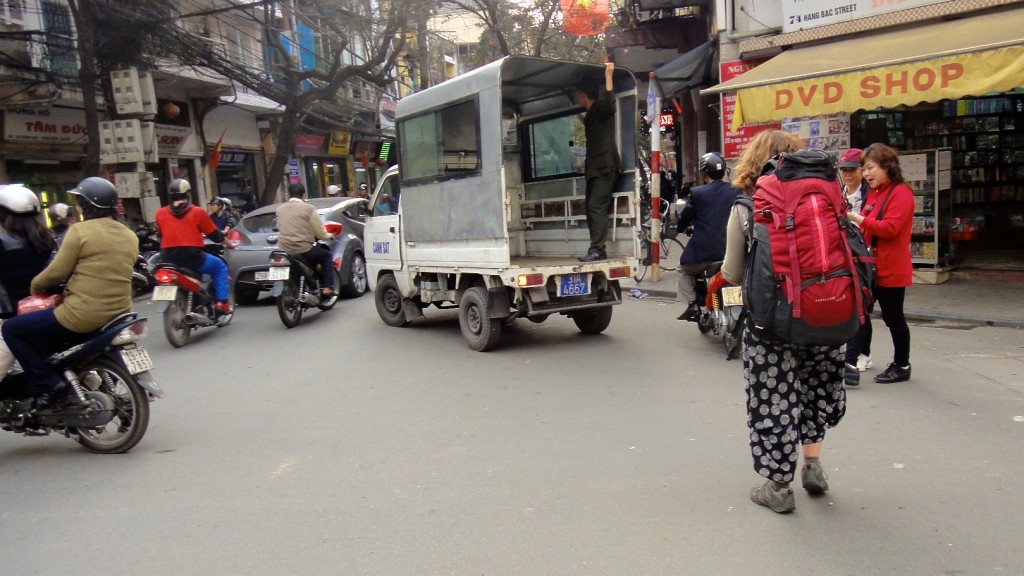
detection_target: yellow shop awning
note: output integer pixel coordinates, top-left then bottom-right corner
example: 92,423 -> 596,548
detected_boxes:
703,7 -> 1024,130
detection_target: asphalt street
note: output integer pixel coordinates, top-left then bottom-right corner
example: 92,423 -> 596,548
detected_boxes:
1,293 -> 1022,575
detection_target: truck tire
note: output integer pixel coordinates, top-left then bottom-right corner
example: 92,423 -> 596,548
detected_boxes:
375,273 -> 409,327
573,305 -> 613,334
459,286 -> 501,351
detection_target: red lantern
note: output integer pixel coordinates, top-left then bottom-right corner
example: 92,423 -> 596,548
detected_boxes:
561,0 -> 609,36
161,102 -> 181,120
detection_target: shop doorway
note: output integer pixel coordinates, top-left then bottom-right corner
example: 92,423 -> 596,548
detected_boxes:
304,158 -> 348,198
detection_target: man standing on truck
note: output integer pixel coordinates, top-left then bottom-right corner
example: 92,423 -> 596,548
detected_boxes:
576,62 -> 621,263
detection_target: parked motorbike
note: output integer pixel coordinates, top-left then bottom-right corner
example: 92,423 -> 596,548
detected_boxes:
130,224 -> 160,298
267,223 -> 343,328
0,312 -> 163,453
692,262 -> 747,360
150,244 -> 233,348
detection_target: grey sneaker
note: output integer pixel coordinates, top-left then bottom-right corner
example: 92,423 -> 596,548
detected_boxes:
801,461 -> 829,495
750,481 -> 795,513
844,363 -> 860,387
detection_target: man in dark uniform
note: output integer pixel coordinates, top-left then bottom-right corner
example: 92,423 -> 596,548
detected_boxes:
676,151 -> 740,321
576,62 -> 621,262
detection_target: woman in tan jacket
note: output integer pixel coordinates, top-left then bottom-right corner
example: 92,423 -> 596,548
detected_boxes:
1,177 -> 136,407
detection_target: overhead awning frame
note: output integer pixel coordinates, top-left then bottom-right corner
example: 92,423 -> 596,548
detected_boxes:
702,7 -> 1024,129
653,41 -> 714,97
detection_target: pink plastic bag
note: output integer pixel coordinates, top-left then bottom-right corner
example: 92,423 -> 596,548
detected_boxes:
17,294 -> 64,316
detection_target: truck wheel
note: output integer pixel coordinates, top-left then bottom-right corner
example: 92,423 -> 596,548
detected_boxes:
459,286 -> 501,351
375,273 -> 409,327
573,306 -> 613,334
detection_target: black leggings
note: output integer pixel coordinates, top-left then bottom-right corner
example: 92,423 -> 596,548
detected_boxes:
847,285 -> 910,367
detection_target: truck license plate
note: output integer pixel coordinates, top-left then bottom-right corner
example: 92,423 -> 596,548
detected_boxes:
151,285 -> 177,301
557,273 -> 591,297
121,347 -> 154,375
267,266 -> 290,281
721,285 -> 743,307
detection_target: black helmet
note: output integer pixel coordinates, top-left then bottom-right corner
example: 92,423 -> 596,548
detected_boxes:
69,177 -> 118,209
699,152 -> 727,180
169,178 -> 192,200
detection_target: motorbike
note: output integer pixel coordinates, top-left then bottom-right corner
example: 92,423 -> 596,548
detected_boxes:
0,312 -> 163,453
131,224 -> 161,298
150,244 -> 233,348
692,262 -> 747,361
267,223 -> 343,328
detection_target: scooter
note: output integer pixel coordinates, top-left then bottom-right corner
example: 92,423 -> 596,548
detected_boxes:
267,223 -> 343,328
0,312 -> 163,453
150,244 -> 233,348
692,262 -> 747,360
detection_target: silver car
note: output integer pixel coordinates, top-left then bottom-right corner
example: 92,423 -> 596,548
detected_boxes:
225,197 -> 370,304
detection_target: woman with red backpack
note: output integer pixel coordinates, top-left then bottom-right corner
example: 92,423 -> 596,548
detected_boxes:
720,130 -> 851,514
847,143 -> 914,385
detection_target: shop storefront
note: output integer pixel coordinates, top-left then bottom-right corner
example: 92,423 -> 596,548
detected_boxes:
203,101 -> 268,212
1,106 -> 88,223
705,7 -> 1024,266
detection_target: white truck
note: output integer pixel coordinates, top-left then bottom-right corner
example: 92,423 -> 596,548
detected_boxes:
364,56 -> 641,351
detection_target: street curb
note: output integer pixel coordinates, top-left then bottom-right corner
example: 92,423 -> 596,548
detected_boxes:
626,286 -> 1024,330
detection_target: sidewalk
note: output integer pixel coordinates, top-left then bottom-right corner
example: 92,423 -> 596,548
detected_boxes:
624,268 -> 1024,328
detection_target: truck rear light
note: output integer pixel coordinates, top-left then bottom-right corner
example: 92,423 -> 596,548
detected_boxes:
608,266 -> 631,279
517,273 -> 544,287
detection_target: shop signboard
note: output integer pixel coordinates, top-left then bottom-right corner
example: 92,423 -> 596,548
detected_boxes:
3,107 -> 87,144
782,0 -> 949,33
294,134 -> 325,155
720,59 -> 779,160
328,131 -> 351,155
215,151 -> 250,167
154,124 -> 194,156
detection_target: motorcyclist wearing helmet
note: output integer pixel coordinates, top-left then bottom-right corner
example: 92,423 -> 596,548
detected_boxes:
1,185 -> 56,320
155,178 -> 236,316
275,183 -> 335,297
206,196 -> 236,233
676,152 -> 742,321
1,177 -> 136,405
48,202 -> 75,245
1,184 -> 55,380
326,184 -> 341,197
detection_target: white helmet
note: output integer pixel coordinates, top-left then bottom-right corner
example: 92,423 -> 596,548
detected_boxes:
327,185 -> 340,196
0,184 -> 41,214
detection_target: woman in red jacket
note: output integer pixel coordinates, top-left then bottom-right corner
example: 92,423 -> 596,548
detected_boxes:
848,143 -> 914,384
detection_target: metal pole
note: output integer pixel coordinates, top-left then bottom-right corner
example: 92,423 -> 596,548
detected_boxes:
649,72 -> 661,282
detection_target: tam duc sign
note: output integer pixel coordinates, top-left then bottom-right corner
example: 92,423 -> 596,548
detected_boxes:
731,46 -> 1024,130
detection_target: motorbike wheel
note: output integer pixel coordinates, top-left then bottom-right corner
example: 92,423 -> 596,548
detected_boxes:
163,291 -> 192,348
71,358 -> 150,454
724,313 -> 746,361
459,286 -> 501,351
573,305 -> 613,334
318,269 -> 343,311
374,273 -> 409,327
277,277 -> 304,328
339,252 -> 367,298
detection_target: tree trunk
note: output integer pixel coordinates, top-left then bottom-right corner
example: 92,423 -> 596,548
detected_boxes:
260,106 -> 301,206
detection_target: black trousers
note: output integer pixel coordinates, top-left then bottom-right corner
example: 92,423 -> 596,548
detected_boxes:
846,285 -> 910,367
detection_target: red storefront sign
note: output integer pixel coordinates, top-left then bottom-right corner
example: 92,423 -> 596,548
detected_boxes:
720,59 -> 781,160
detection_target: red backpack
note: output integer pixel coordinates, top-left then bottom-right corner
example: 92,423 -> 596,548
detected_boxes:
742,150 -> 875,346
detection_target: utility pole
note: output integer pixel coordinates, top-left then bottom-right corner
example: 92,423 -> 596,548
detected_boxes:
68,0 -> 101,176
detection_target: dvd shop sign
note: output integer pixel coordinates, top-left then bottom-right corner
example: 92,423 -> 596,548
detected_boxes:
774,62 -> 963,112
3,108 -> 88,144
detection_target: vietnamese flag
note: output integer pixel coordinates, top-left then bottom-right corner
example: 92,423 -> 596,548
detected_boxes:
208,129 -> 226,169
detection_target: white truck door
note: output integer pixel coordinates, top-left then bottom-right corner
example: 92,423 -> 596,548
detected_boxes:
365,170 -> 403,289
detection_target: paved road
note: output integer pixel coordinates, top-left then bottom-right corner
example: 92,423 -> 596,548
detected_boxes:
1,294 -> 1022,575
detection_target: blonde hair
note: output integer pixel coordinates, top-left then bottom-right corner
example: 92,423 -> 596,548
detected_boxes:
731,130 -> 803,194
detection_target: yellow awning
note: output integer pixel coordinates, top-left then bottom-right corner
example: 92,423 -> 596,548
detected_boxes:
703,7 -> 1024,130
